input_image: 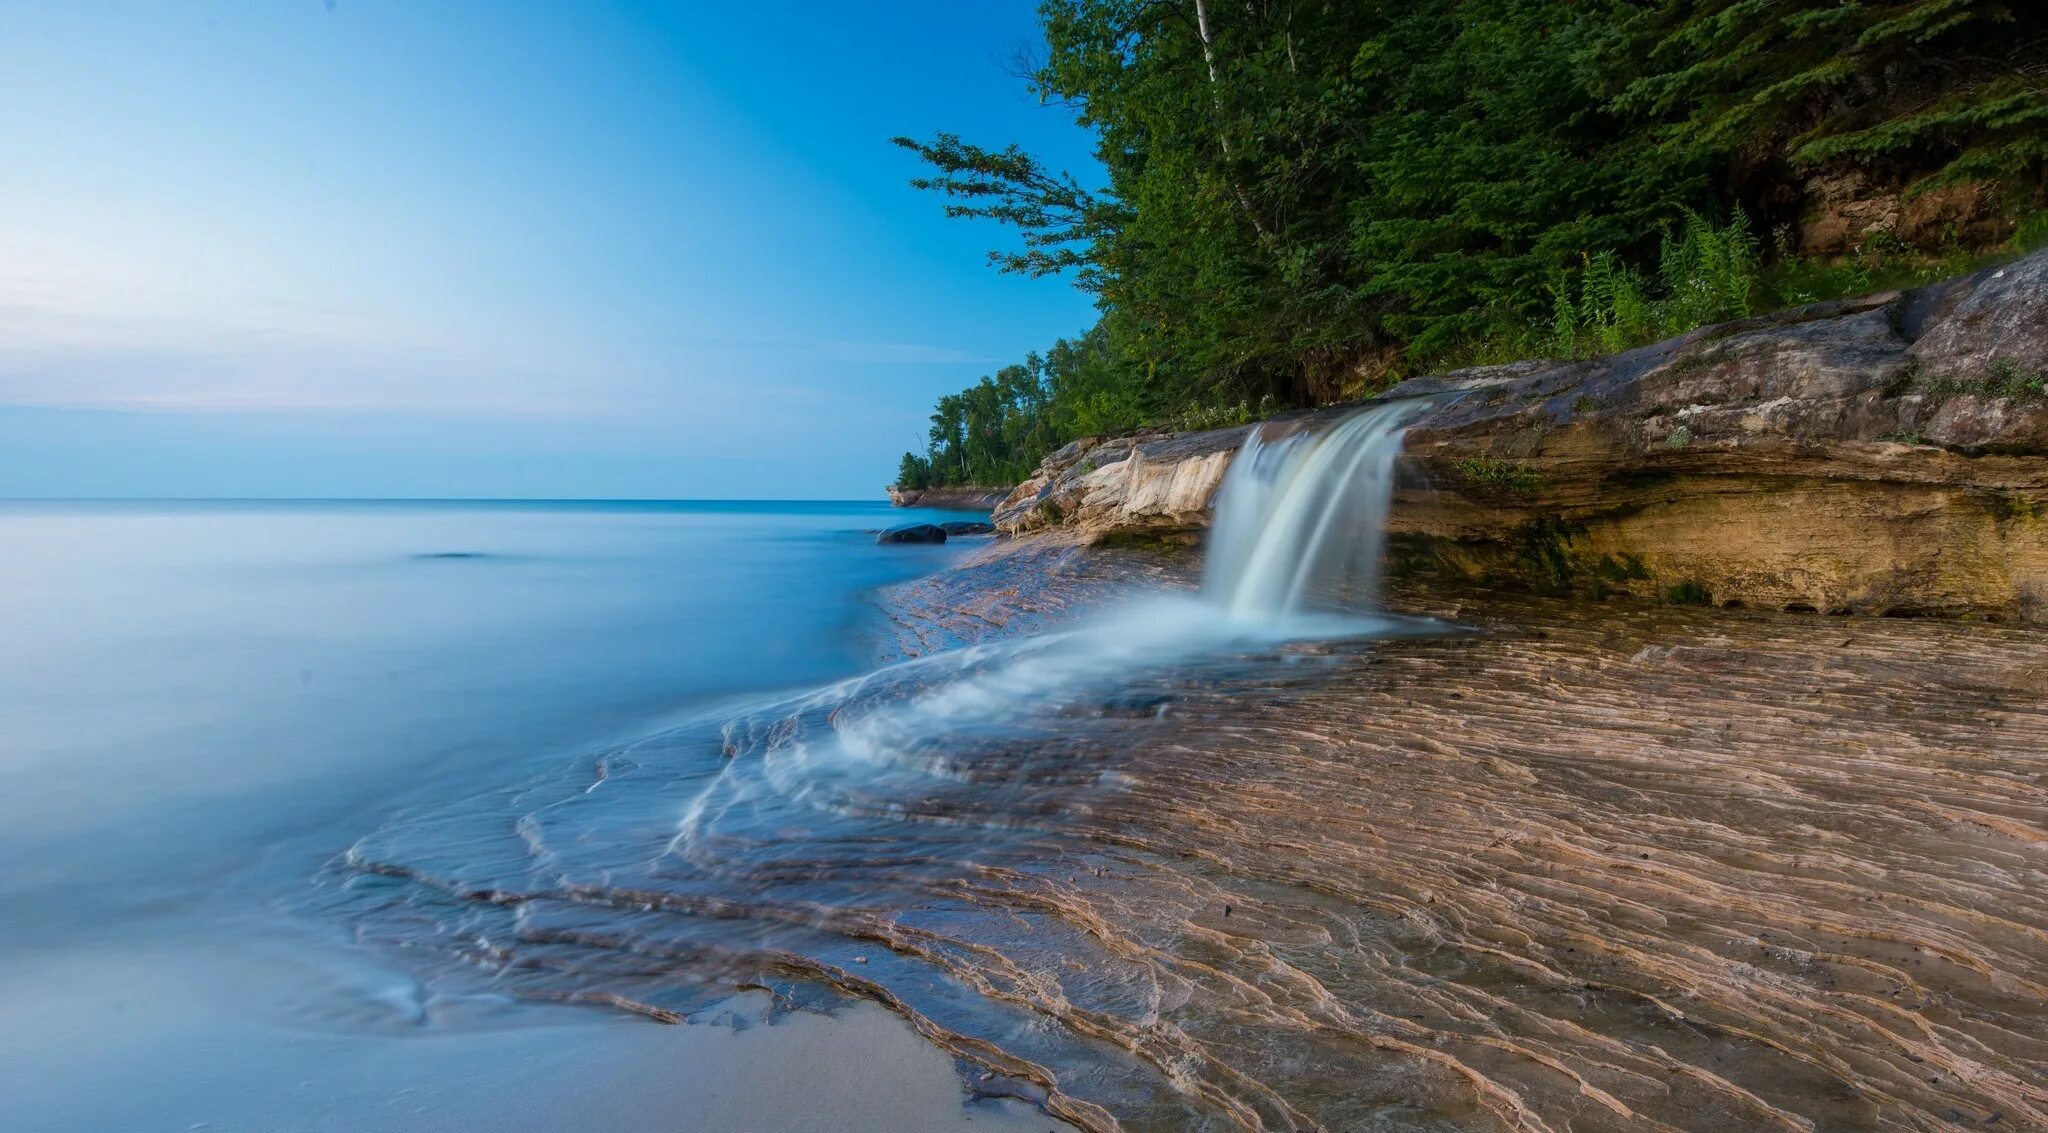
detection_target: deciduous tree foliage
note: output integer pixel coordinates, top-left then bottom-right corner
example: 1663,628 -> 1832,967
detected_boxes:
894,0 -> 2046,488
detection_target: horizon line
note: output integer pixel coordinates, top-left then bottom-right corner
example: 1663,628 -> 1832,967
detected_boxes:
0,495 -> 897,505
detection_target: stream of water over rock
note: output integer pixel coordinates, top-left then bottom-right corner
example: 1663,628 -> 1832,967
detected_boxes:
311,413 -> 2048,1131
1205,400 -> 1430,619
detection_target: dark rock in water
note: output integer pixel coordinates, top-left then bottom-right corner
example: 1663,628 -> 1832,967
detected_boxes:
939,521 -> 995,536
877,523 -> 947,545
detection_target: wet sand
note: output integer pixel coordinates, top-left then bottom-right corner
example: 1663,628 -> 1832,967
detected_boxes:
0,501 -> 1055,1133
0,934 -> 1067,1133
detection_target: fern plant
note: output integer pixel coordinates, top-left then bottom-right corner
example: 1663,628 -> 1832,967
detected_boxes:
1547,271 -> 1579,356
1660,209 -> 1760,328
1545,212 -> 1764,359
1576,253 -> 1653,355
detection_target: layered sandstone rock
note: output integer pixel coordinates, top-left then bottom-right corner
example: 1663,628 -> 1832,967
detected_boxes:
845,544 -> 2048,1132
1797,169 -> 2015,255
994,428 -> 1246,539
886,484 -> 1011,509
994,250 -> 2048,619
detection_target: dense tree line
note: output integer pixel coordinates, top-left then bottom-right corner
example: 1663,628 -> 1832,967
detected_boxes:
895,0 -> 2047,488
896,326 -> 1144,489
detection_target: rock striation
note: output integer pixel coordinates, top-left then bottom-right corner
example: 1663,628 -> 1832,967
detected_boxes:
995,428 -> 1244,542
995,249 -> 2048,620
326,529 -> 2048,1132
887,484 -> 1011,509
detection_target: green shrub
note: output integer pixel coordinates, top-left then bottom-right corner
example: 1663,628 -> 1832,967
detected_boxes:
1175,395 -> 1280,432
1666,580 -> 1714,606
2015,212 -> 2048,254
1986,359 -> 2048,400
1659,209 -> 1761,329
1915,358 -> 2048,402
1452,455 -> 1544,495
1542,212 -> 1762,361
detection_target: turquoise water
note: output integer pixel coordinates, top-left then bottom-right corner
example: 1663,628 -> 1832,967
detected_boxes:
0,499 -> 1002,1132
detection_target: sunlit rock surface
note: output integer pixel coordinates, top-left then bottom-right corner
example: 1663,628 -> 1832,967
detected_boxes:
996,430 -> 1244,539
321,536 -> 2048,1131
884,541 -> 2048,1130
995,249 -> 2048,620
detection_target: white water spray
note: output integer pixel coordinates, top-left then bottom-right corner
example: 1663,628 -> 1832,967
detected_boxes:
665,401 -> 1435,855
1203,399 -> 1430,620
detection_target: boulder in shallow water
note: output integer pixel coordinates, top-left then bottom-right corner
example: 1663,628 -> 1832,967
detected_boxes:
939,520 -> 994,536
877,523 -> 947,545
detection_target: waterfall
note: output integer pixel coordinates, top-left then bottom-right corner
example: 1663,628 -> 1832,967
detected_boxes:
1202,399 -> 1430,620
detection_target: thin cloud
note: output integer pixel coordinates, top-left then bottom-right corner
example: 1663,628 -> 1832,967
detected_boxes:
0,282 -> 604,417
0,275 -> 999,421
812,340 -> 996,365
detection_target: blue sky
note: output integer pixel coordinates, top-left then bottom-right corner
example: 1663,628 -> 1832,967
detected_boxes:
0,1 -> 1100,498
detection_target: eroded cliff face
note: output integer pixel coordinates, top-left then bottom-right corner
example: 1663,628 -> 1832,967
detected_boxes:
995,249 -> 2048,619
887,484 -> 1011,509
996,428 -> 1246,540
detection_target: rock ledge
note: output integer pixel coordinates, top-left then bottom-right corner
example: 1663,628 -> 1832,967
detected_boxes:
995,250 -> 2048,620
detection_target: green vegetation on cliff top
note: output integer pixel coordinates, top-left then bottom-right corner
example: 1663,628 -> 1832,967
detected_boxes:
893,0 -> 2048,491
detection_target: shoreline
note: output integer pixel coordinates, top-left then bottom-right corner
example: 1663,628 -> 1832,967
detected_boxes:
0,932 -> 1068,1133
852,530 -> 2048,1130
242,514 -> 2048,1132
0,499 -> 1078,1133
885,485 -> 1011,510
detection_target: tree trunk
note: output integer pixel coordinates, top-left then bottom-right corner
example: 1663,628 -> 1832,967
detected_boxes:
1191,0 -> 1274,244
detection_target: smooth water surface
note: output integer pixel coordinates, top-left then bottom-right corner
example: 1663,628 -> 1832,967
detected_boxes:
0,499 -> 1045,1133
299,413 -> 1451,1130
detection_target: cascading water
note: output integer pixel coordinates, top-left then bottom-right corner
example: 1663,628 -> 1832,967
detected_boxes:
314,398 -> 1447,1131
1202,398 -> 1431,620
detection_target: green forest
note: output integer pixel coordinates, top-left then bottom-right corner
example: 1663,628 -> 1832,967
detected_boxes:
894,0 -> 2048,491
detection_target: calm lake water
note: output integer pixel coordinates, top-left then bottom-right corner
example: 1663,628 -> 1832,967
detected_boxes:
0,499 -> 1043,1133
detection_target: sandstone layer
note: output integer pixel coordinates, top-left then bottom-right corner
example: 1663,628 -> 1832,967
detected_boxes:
994,249 -> 2048,620
321,531 -> 2048,1131
862,541 -> 2048,1132
887,484 -> 1011,509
